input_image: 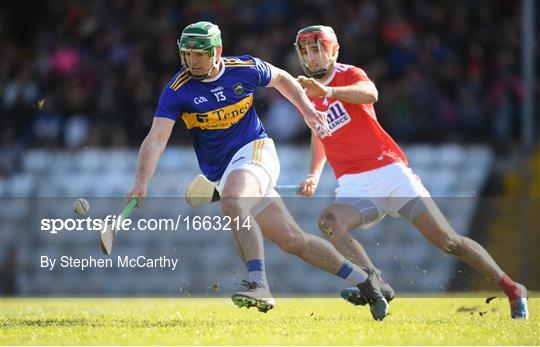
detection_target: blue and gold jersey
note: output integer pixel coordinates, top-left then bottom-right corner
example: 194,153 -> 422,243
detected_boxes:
155,55 -> 272,181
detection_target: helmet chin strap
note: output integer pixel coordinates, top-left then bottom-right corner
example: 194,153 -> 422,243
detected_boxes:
308,59 -> 335,79
321,61 -> 336,79
308,69 -> 327,79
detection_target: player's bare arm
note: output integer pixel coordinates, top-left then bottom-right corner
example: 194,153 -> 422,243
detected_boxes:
266,64 -> 331,136
297,76 -> 378,104
127,117 -> 175,207
299,131 -> 327,196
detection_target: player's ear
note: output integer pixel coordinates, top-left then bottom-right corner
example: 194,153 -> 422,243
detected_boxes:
215,46 -> 223,60
331,42 -> 339,60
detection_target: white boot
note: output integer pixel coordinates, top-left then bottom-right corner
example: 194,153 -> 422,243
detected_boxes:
231,280 -> 275,313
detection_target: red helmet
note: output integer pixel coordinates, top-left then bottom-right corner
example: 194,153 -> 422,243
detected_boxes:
294,25 -> 338,78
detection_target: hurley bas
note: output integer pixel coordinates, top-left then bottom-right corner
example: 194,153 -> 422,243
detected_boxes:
40,255 -> 178,271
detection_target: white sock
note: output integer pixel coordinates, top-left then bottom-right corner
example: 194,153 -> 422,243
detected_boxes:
346,266 -> 368,286
249,271 -> 268,288
336,261 -> 368,286
246,259 -> 268,288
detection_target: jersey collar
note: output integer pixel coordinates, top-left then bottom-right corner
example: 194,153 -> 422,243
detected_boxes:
202,59 -> 225,83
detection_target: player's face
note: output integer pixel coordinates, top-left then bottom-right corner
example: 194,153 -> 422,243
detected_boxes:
182,50 -> 215,77
299,41 -> 335,72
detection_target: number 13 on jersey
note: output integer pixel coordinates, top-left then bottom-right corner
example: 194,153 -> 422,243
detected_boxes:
214,91 -> 226,102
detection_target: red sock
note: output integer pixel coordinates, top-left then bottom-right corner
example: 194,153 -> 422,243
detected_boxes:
498,274 -> 522,300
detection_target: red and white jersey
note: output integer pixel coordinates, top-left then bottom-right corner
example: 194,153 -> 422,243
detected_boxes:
310,63 -> 408,179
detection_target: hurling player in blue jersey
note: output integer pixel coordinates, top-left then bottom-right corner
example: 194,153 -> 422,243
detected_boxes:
126,22 -> 389,319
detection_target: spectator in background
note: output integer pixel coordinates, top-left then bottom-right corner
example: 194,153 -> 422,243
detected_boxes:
0,0 -> 534,149
263,89 -> 307,143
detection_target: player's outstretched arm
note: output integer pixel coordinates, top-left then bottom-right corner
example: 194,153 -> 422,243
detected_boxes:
127,117 -> 175,208
297,76 -> 378,105
298,131 -> 327,196
266,64 -> 331,136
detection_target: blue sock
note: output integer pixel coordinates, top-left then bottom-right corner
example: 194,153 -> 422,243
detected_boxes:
246,259 -> 268,288
336,261 -> 368,285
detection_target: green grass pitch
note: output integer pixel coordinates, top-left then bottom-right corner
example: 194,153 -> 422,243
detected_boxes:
1,296 -> 538,345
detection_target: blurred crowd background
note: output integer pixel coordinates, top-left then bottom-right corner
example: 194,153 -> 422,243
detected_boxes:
1,0 -> 537,159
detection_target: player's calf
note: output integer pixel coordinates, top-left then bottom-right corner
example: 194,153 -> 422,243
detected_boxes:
274,231 -> 308,257
317,204 -> 379,268
410,209 -> 468,258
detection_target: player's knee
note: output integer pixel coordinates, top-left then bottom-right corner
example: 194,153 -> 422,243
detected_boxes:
220,197 -> 246,217
318,207 -> 346,237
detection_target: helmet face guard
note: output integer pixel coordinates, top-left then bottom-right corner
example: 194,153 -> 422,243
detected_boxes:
178,43 -> 216,80
178,21 -> 222,80
294,26 -> 338,79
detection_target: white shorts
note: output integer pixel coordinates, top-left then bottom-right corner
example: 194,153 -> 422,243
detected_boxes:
335,162 -> 430,228
215,137 -> 280,198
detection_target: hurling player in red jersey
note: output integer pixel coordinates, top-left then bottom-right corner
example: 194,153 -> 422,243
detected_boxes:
294,25 -> 528,319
